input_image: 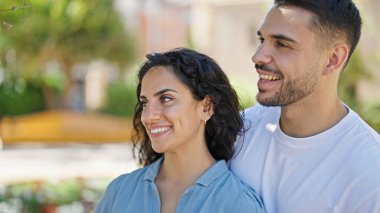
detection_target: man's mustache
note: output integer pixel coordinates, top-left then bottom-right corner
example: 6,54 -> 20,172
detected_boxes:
255,64 -> 282,75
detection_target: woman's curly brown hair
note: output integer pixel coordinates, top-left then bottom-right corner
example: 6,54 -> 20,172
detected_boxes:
132,48 -> 244,166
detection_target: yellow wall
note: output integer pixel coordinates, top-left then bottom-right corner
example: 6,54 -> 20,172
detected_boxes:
0,111 -> 132,144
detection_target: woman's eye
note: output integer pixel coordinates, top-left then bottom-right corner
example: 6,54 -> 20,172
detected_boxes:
140,100 -> 147,107
160,96 -> 173,103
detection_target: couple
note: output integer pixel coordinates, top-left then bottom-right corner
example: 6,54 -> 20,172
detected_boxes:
97,0 -> 380,212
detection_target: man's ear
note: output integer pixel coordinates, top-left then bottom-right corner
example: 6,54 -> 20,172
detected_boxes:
324,44 -> 349,75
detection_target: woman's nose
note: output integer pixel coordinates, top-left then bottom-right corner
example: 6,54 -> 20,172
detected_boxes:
141,102 -> 161,124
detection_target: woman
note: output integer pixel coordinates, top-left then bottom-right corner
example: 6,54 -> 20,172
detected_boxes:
96,48 -> 264,213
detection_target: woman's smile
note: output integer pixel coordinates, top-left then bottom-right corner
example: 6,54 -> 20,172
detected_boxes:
149,126 -> 172,138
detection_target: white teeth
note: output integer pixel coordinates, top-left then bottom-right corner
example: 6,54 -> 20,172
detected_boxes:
259,74 -> 280,81
151,127 -> 170,134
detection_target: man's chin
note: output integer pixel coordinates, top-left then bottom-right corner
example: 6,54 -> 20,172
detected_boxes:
257,97 -> 298,107
256,94 -> 281,107
259,103 -> 275,107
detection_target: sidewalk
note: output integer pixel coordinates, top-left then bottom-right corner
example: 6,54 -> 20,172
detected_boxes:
0,142 -> 139,184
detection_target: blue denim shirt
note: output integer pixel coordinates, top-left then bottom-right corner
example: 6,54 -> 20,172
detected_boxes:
95,158 -> 265,213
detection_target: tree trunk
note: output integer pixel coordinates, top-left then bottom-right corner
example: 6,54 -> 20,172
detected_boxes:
61,58 -> 74,109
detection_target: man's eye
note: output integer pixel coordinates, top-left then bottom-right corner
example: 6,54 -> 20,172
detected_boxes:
258,37 -> 264,44
276,41 -> 289,48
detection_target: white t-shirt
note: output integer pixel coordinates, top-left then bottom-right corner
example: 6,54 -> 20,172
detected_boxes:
230,104 -> 380,213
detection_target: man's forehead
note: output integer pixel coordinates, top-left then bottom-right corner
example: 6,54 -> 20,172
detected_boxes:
268,5 -> 314,28
259,5 -> 316,41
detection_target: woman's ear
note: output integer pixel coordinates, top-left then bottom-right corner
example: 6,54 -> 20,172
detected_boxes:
202,96 -> 214,120
324,44 -> 349,75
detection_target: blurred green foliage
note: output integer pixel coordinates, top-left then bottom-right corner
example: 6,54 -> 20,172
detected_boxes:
0,178 -> 108,213
0,0 -> 136,67
0,79 -> 45,116
339,52 -> 371,110
0,0 -> 137,114
362,104 -> 380,132
101,81 -> 137,117
339,51 -> 380,132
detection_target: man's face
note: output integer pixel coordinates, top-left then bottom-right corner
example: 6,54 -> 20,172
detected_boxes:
253,5 -> 326,106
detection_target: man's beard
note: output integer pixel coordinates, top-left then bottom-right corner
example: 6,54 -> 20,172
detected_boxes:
256,65 -> 319,107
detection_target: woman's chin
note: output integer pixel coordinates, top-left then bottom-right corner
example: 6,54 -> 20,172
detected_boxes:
151,144 -> 166,154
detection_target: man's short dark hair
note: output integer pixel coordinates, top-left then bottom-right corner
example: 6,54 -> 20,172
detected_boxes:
274,0 -> 362,61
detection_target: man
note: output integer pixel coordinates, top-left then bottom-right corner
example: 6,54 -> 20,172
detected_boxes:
230,0 -> 380,212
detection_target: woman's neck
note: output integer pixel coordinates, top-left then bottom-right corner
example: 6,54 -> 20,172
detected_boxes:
158,148 -> 216,184
154,143 -> 216,213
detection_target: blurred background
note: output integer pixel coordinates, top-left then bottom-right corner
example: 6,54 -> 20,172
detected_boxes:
0,0 -> 379,212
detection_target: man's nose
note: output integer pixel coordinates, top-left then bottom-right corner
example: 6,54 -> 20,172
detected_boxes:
252,43 -> 272,65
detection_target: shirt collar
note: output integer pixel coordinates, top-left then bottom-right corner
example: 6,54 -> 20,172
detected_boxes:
143,158 -> 163,182
196,160 -> 228,187
143,158 -> 228,187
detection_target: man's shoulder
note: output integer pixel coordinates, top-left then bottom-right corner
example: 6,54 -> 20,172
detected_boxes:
344,108 -> 380,149
334,109 -> 380,188
353,112 -> 380,141
243,104 -> 279,118
242,104 -> 280,126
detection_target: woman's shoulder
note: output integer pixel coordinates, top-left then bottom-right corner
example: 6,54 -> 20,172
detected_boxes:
103,166 -> 145,194
235,177 -> 265,212
96,166 -> 153,212
106,158 -> 162,192
110,161 -> 158,188
97,163 -> 154,201
219,170 -> 265,212
187,161 -> 264,212
220,169 -> 256,193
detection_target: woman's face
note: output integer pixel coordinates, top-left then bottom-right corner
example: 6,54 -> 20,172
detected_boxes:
139,66 -> 207,154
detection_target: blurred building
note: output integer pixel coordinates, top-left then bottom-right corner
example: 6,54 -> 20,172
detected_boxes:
64,61 -> 118,112
190,0 -> 270,97
115,0 -> 269,100
138,0 -> 190,54
115,0 -> 191,56
357,0 -> 380,103
115,0 -> 380,103
85,61 -> 118,111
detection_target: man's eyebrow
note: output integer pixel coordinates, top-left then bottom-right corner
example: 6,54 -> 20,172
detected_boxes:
257,30 -> 297,43
139,88 -> 178,99
272,34 -> 296,43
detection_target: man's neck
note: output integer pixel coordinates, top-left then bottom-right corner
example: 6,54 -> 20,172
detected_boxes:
279,98 -> 348,138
